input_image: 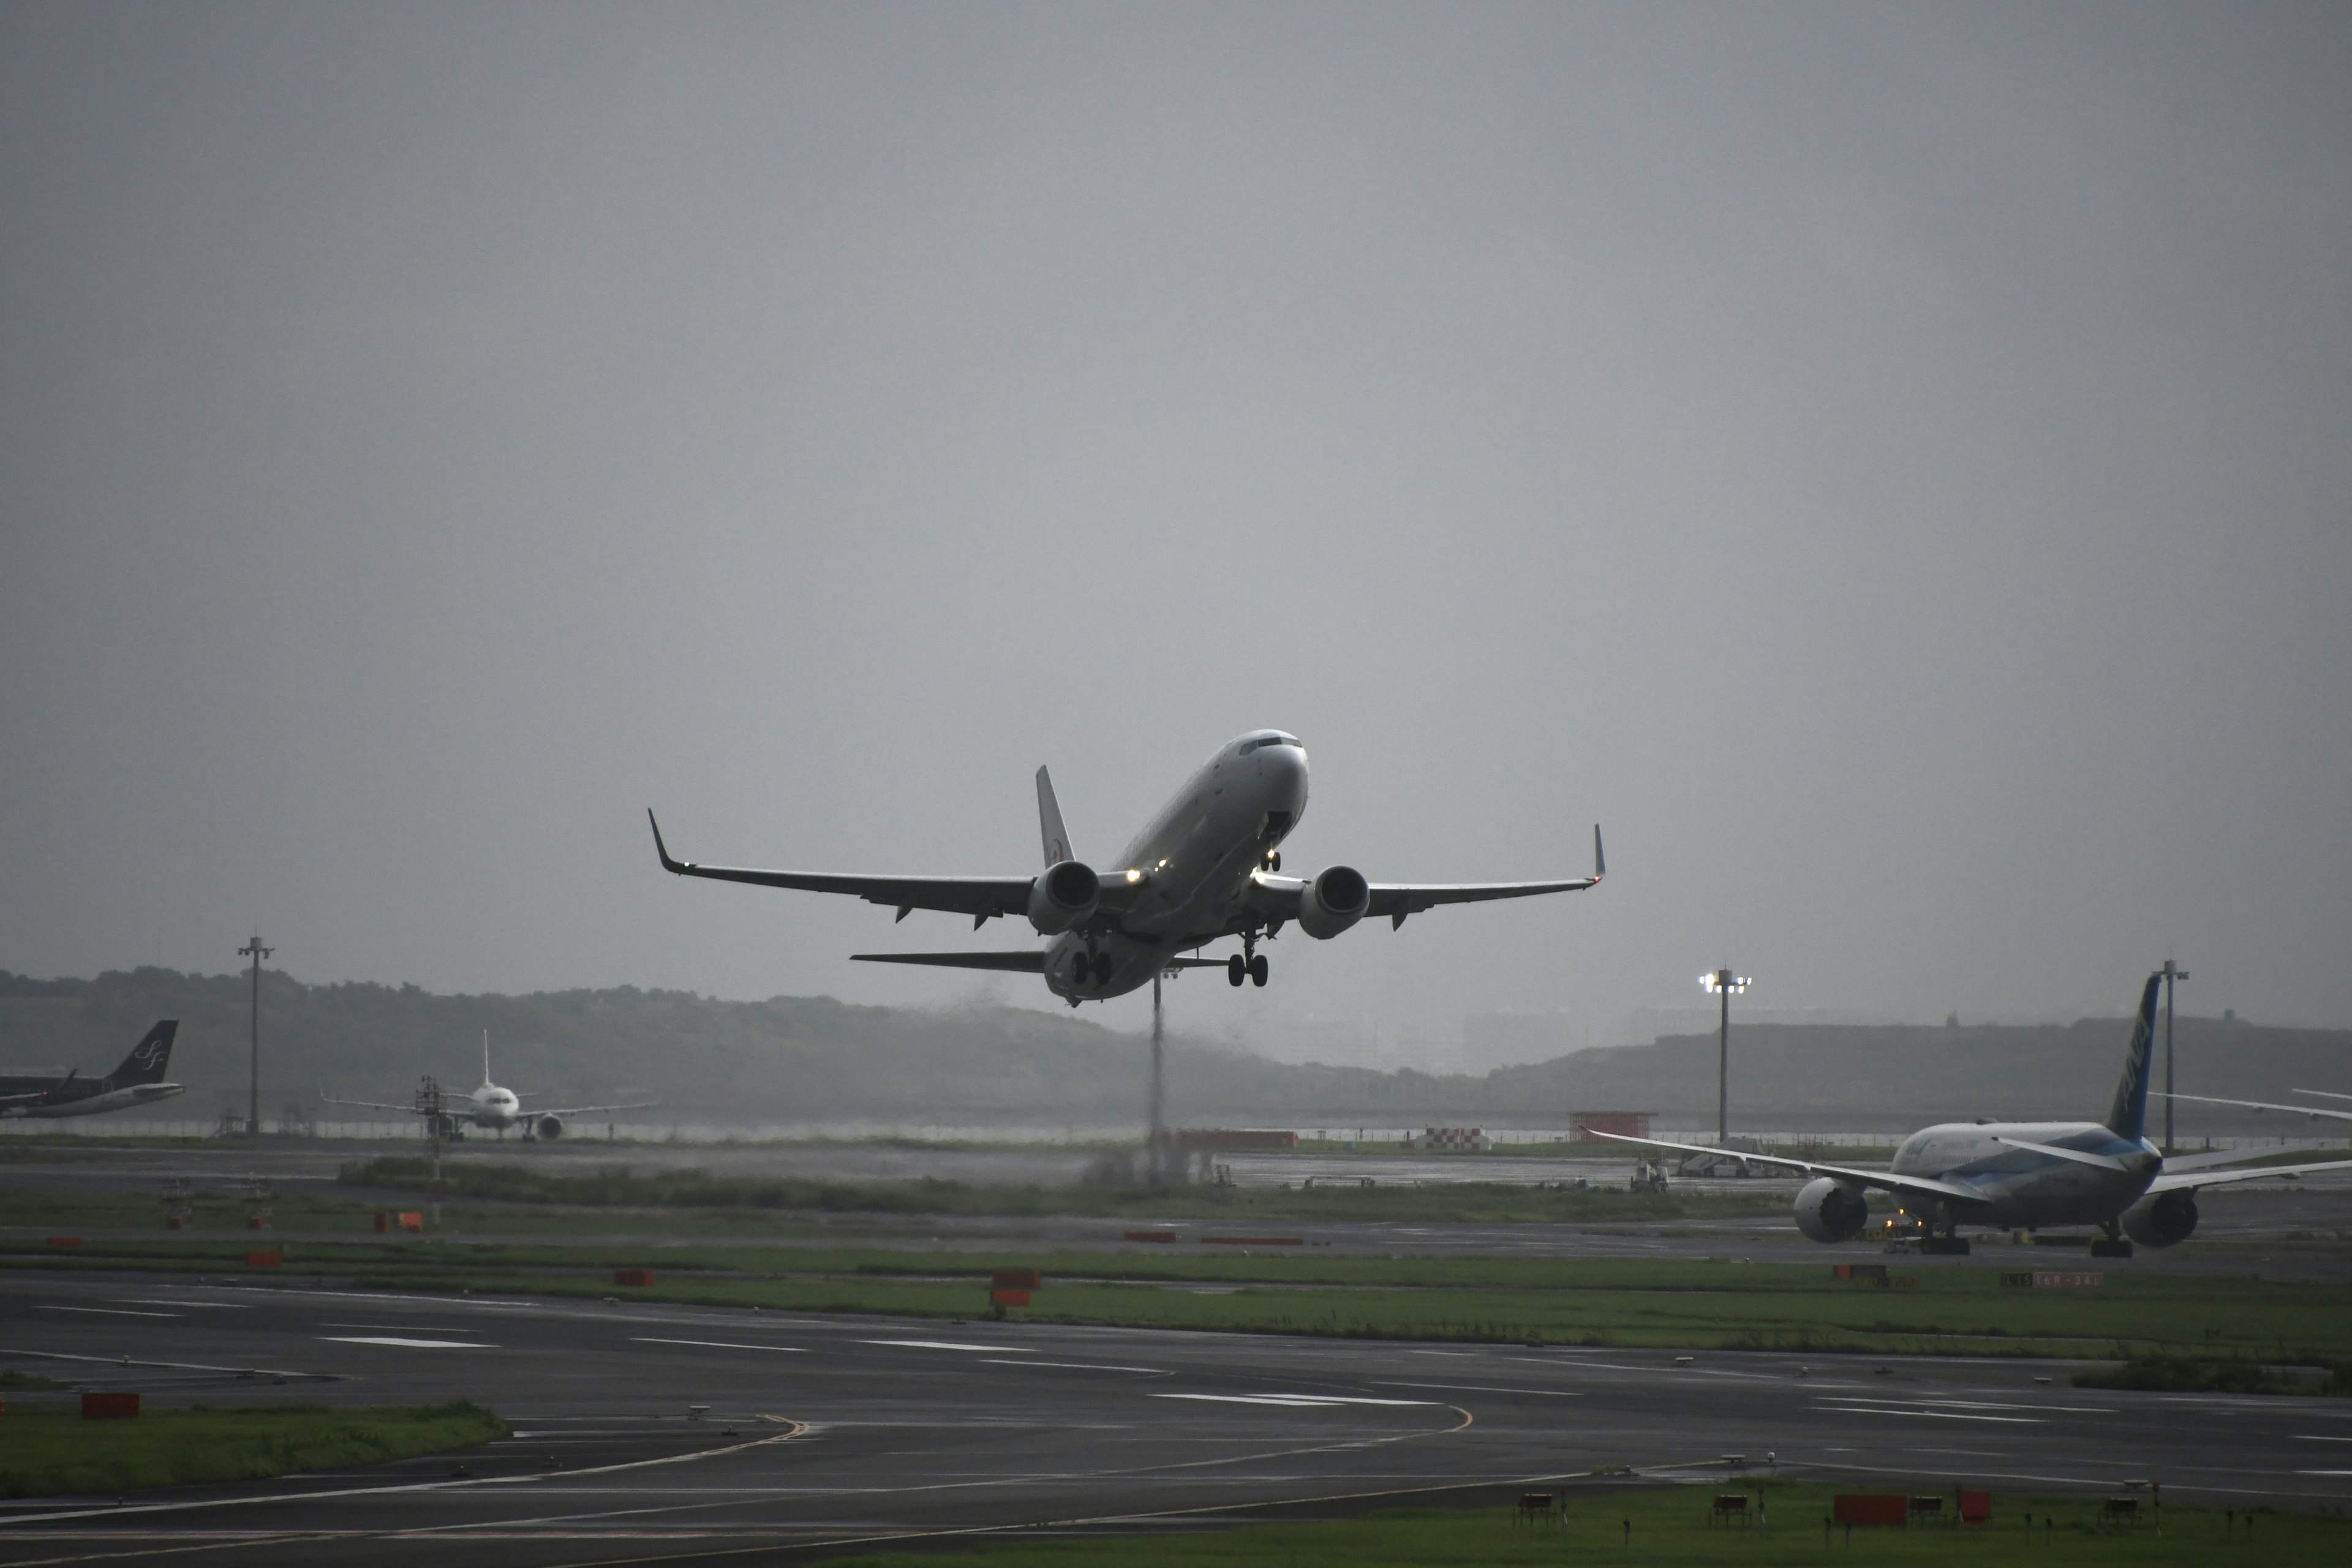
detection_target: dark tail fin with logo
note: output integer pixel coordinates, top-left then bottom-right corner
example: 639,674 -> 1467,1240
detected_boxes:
110,1021 -> 178,1084
2103,976 -> 2163,1139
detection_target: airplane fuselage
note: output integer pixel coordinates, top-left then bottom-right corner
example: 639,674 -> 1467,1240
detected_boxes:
1889,1120 -> 2160,1229
1,1080 -> 186,1119
1042,735 -> 1310,1002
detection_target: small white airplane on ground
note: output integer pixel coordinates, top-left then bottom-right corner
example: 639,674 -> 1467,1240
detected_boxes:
650,730 -> 1602,1006
322,1033 -> 655,1140
1593,973 -> 2352,1256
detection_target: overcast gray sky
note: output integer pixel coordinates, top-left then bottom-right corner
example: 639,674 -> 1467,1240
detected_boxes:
4,2 -> 2348,1055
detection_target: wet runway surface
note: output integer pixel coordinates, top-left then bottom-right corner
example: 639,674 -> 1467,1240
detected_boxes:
4,1270 -> 2350,1566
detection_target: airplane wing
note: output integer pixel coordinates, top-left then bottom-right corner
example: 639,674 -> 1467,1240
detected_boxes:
534,1099 -> 660,1118
1369,824 -> 1604,927
852,952 -> 1047,971
2147,1156 -> 2352,1194
2159,1090 -> 2352,1124
1253,826 -> 1605,930
650,812 -> 1050,927
1583,1129 -> 1989,1205
320,1088 -> 424,1115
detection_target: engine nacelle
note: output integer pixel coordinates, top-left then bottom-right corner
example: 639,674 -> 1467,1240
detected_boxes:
1296,865 -> 1371,940
2120,1187 -> 2197,1248
535,1114 -> 565,1141
1026,860 -> 1100,935
1794,1176 -> 1870,1242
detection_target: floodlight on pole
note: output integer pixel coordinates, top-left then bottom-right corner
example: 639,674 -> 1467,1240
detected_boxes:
1699,968 -> 1751,1145
2159,958 -> 2188,1155
238,933 -> 273,1138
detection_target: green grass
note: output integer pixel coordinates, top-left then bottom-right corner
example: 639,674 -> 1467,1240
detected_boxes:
0,1401 -> 508,1499
818,1487 -> 2351,1567
335,1156 -> 1779,1224
2075,1353 -> 2352,1395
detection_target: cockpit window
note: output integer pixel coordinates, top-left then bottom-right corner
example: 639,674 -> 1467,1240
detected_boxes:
1240,734 -> 1301,754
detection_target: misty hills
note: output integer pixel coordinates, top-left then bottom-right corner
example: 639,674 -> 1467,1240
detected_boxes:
1,967 -> 2345,1134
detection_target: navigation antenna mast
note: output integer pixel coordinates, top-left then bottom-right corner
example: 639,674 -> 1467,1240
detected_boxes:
416,1074 -> 445,1227
1148,972 -> 1167,1185
1700,968 -> 1751,1147
2159,957 -> 2189,1155
238,932 -> 273,1137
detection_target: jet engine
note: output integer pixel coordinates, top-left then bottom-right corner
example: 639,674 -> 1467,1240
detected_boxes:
1026,860 -> 1100,935
1295,865 -> 1371,939
2119,1188 -> 2198,1247
1794,1177 -> 1870,1242
535,1114 -> 565,1141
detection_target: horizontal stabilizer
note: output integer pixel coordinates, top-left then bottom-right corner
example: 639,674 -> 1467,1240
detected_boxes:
851,951 -> 1048,971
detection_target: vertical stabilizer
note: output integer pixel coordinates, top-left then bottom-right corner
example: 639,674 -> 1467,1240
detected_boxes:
482,1030 -> 493,1089
111,1021 -> 178,1084
1036,766 -> 1074,867
2104,974 -> 2164,1139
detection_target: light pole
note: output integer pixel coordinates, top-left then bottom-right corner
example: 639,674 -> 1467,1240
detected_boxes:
238,932 -> 273,1137
1699,968 -> 1751,1146
2160,958 -> 2188,1155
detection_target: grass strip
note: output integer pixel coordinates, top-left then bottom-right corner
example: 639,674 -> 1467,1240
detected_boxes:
0,1401 -> 507,1499
819,1486 -> 2351,1567
336,1156 -> 1780,1223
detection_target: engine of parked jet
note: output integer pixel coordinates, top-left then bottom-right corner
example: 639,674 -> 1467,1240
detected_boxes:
1296,865 -> 1370,939
1026,861 -> 1099,934
535,1114 -> 565,1140
2119,1188 -> 2197,1247
1794,1176 -> 1871,1242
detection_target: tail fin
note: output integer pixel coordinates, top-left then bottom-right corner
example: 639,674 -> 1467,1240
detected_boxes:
111,1020 -> 178,1085
2103,974 -> 2163,1139
1036,766 -> 1074,867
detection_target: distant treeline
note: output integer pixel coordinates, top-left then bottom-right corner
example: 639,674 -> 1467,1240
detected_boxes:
0,967 -> 2344,1131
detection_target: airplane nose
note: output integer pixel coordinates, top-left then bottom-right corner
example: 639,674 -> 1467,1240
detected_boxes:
1262,745 -> 1308,809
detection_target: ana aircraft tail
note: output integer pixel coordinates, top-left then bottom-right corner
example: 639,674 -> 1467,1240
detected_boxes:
2103,974 -> 2163,1139
110,1021 -> 178,1085
1036,766 -> 1074,867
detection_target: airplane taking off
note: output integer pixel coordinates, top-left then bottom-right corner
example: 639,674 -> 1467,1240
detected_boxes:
650,730 -> 1602,1006
1593,974 -> 2352,1256
322,1032 -> 655,1140
0,1021 -> 183,1119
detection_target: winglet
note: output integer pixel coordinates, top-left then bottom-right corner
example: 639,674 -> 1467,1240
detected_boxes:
1593,824 -> 1605,882
647,809 -> 687,874
1036,766 -> 1073,867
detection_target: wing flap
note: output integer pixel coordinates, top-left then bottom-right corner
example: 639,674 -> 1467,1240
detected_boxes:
1583,1129 -> 1988,1204
850,951 -> 1049,972
2147,1156 -> 2352,1194
650,811 -> 1035,919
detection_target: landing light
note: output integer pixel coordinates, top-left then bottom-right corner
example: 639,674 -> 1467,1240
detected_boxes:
1125,869 -> 1142,884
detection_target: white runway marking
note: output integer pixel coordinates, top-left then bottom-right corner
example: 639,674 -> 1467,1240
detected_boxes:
37,1304 -> 179,1317
321,1336 -> 496,1349
2297,1434 -> 2352,1442
981,1358 -> 1169,1374
634,1337 -> 808,1353
1153,1393 -> 1433,1409
860,1339 -> 1032,1353
1374,1380 -> 1585,1398
115,1298 -> 251,1309
1815,1403 -> 2041,1424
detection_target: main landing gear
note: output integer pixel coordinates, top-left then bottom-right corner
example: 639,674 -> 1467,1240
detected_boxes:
1074,949 -> 1114,987
1226,933 -> 1269,988
2089,1219 -> 2134,1259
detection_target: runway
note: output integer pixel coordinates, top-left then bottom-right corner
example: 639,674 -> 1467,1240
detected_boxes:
4,1270 -> 2350,1566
